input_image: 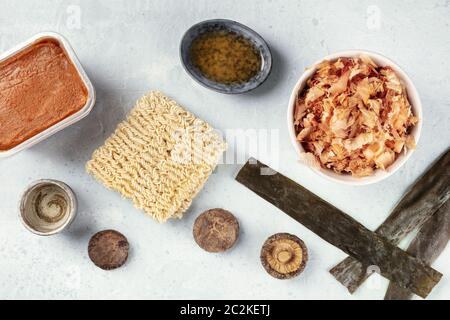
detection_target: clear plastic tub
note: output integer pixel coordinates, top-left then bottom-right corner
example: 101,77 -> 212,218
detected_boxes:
0,32 -> 96,158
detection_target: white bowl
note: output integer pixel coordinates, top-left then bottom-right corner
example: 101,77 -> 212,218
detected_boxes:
287,50 -> 423,185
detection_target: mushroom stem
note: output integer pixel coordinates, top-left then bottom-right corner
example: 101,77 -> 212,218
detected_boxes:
277,251 -> 292,263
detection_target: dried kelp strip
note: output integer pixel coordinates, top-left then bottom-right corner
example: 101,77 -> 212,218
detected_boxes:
236,158 -> 442,298
385,201 -> 450,300
330,149 -> 450,293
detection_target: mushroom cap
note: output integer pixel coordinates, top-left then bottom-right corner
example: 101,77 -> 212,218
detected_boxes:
260,233 -> 308,279
193,208 -> 239,253
88,230 -> 129,270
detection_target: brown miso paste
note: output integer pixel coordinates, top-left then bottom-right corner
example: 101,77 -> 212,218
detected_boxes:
189,31 -> 262,84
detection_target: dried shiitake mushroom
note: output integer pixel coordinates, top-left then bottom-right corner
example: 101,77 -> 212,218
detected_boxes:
193,209 -> 239,253
260,233 -> 308,279
88,230 -> 129,270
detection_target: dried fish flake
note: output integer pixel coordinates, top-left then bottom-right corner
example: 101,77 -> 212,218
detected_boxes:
294,56 -> 417,177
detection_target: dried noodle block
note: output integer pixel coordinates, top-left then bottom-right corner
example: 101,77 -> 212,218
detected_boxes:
86,91 -> 226,222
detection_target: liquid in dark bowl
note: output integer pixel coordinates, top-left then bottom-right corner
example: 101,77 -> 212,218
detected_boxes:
180,19 -> 272,94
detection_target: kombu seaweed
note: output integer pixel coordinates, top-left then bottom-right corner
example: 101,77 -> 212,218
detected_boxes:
330,149 -> 450,294
236,158 -> 443,299
385,201 -> 450,300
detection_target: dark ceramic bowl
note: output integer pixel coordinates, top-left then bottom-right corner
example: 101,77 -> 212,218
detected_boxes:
180,19 -> 272,94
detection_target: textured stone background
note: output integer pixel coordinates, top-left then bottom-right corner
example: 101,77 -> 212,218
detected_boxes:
0,0 -> 449,299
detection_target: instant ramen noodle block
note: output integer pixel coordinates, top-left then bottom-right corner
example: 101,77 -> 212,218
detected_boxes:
86,91 -> 226,222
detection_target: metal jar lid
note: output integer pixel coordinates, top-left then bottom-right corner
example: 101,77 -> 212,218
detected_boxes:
19,179 -> 77,236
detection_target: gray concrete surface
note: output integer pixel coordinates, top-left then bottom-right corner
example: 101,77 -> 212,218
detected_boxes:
0,0 -> 449,299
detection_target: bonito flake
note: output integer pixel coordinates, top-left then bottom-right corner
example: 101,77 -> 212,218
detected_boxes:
294,56 -> 418,177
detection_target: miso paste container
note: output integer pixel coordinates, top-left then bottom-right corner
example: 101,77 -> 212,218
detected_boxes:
0,32 -> 96,158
